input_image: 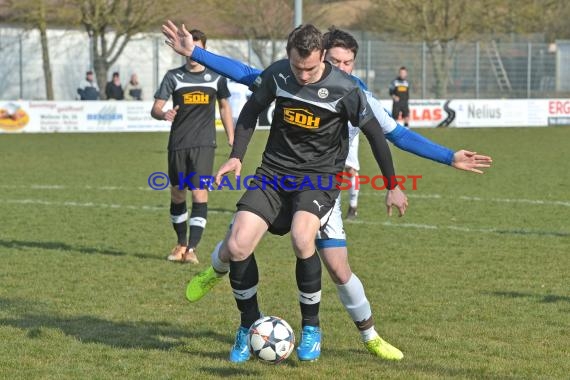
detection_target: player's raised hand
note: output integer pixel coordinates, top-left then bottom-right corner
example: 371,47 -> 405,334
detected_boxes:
215,158 -> 242,186
452,150 -> 493,174
162,20 -> 195,57
164,105 -> 179,122
386,186 -> 408,217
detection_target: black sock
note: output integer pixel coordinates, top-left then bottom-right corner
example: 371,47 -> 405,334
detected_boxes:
296,253 -> 321,327
229,254 -> 260,329
404,122 -> 409,127
188,202 -> 207,249
170,201 -> 187,245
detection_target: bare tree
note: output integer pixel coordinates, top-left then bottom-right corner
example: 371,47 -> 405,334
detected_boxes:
361,0 -> 490,97
76,0 -> 176,98
4,0 -> 73,100
211,0 -> 293,67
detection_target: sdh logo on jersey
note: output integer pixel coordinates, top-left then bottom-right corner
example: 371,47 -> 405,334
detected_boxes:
283,108 -> 320,129
183,91 -> 210,105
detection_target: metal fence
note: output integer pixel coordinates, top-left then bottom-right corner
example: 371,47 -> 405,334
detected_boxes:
0,27 -> 568,101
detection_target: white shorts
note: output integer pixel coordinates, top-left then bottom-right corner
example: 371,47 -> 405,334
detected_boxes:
316,193 -> 345,241
345,133 -> 360,171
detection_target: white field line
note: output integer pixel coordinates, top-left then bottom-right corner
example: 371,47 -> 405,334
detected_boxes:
0,183 -> 569,207
349,220 -> 569,237
1,198 -> 568,237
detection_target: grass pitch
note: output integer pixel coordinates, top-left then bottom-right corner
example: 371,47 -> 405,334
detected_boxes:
0,127 -> 569,379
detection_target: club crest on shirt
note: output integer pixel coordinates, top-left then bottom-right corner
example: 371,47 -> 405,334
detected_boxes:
318,88 -> 329,99
204,73 -> 212,81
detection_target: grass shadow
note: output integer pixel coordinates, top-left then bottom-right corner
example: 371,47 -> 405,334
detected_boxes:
487,291 -> 570,303
0,239 -> 125,256
0,313 -> 231,352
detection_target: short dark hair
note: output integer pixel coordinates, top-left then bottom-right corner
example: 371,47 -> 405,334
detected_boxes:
190,29 -> 207,47
323,27 -> 359,58
400,66 -> 407,71
112,72 -> 119,77
286,24 -> 323,58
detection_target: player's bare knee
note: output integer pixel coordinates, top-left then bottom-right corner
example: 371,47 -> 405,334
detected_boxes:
291,232 -> 316,258
226,233 -> 253,261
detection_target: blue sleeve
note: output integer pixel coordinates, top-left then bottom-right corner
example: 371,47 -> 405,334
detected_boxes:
349,74 -> 368,91
191,47 -> 262,87
385,125 -> 455,166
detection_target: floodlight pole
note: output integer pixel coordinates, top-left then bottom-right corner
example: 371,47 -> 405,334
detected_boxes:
294,0 -> 303,27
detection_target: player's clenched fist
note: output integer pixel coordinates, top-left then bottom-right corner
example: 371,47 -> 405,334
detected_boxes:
163,105 -> 179,122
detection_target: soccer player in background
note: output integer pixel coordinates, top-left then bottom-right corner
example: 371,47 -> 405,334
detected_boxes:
151,29 -> 234,263
163,21 -> 492,362
389,66 -> 410,126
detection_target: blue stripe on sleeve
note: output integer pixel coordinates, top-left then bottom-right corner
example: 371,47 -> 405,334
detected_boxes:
191,47 -> 262,87
386,125 -> 455,166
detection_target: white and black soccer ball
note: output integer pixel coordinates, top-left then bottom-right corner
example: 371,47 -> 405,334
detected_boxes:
248,316 -> 295,364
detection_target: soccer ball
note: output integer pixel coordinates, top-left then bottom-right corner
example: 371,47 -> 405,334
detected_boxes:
248,316 -> 295,364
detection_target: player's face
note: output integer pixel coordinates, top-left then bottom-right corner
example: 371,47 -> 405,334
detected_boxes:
288,48 -> 325,85
186,40 -> 205,68
325,47 -> 355,74
400,69 -> 407,79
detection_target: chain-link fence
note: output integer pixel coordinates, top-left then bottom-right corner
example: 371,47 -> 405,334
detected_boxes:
353,40 -> 562,100
0,27 -> 568,101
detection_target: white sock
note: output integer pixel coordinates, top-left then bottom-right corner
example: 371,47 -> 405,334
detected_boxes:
349,176 -> 359,208
210,241 -> 229,275
336,274 -> 374,339
360,326 -> 379,342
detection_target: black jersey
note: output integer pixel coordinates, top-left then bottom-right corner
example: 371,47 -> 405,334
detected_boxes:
389,77 -> 409,103
155,66 -> 231,151
249,60 -> 373,177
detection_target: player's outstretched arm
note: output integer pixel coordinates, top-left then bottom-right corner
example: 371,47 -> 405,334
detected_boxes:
365,91 -> 493,172
162,20 -> 261,87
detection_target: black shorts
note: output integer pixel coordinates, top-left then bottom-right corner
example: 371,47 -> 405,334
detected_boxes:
236,168 -> 338,236
392,102 -> 410,118
168,147 -> 215,189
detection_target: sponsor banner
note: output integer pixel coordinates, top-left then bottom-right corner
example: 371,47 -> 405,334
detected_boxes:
0,101 -> 173,133
450,99 -> 543,127
407,100 -> 448,128
2,99 -> 569,133
446,99 -> 569,127
546,99 -> 570,126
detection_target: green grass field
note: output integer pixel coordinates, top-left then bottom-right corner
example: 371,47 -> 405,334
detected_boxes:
1,127 -> 569,379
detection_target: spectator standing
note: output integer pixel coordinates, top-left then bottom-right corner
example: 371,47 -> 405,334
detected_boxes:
77,70 -> 100,100
105,72 -> 124,100
124,73 -> 143,100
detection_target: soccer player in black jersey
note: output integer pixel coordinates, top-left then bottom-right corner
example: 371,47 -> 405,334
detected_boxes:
389,66 -> 410,126
182,24 -> 406,362
151,29 -> 234,263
